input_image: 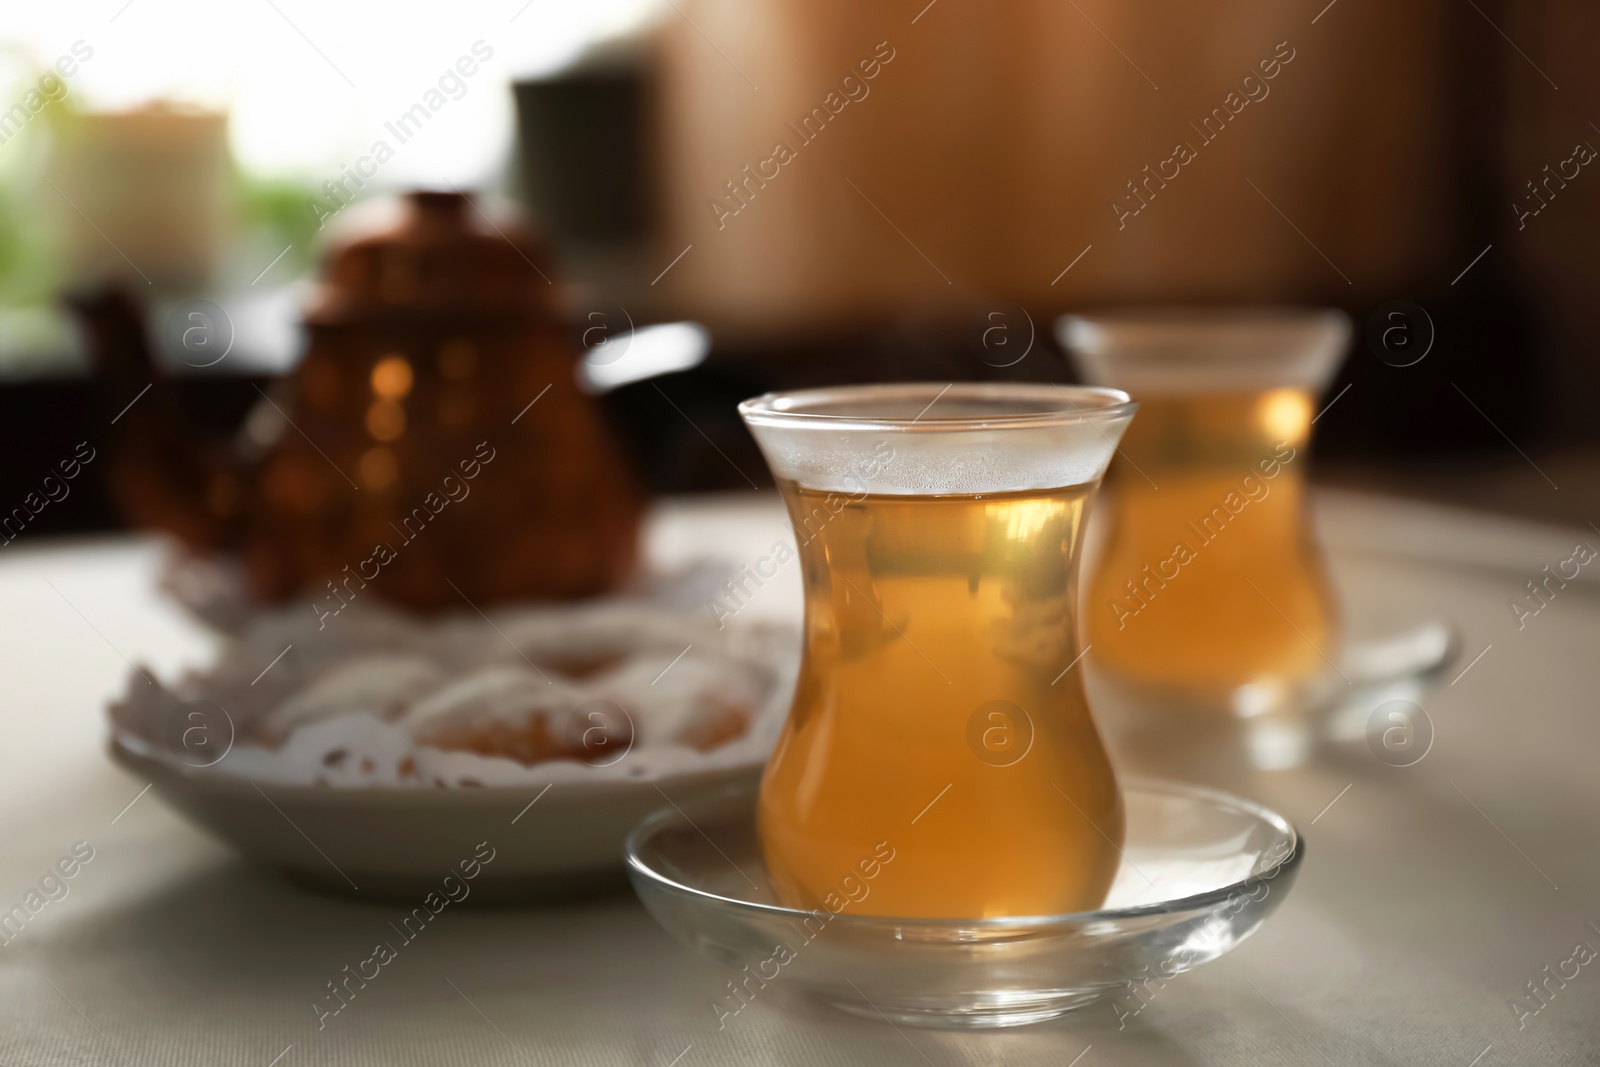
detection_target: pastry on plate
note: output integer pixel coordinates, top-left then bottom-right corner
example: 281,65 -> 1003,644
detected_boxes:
254,655 -> 446,746
403,666 -> 625,766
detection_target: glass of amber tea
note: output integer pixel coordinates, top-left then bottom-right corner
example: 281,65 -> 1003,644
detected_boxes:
1059,309 -> 1349,720
738,383 -> 1137,920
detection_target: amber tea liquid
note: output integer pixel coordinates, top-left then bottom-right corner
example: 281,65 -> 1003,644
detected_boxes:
759,482 -> 1123,919
1086,388 -> 1337,703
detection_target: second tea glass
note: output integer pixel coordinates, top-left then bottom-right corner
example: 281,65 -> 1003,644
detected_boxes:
1060,309 -> 1350,723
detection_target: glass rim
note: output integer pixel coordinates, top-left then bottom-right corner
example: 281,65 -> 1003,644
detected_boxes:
1058,306 -> 1350,393
625,777 -> 1303,930
1059,304 -> 1349,333
1058,307 -> 1350,360
737,382 -> 1136,433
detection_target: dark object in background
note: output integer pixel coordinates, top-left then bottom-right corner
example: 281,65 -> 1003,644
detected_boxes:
608,362 -> 774,495
0,377 -> 121,547
1312,0 -> 1548,465
69,190 -> 646,611
610,312 -> 1092,494
510,50 -> 675,326
513,62 -> 652,247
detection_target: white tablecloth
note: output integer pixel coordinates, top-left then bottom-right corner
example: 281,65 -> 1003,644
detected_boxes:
1,491 -> 1596,1065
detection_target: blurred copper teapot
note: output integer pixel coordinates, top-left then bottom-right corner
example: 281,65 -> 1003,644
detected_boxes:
73,190 -> 644,612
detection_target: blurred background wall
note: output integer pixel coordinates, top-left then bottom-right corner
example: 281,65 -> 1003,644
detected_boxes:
0,0 -> 1593,537
656,0 -> 1455,325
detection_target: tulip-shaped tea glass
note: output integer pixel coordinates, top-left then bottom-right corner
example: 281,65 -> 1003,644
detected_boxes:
738,383 -> 1136,919
1059,309 -> 1349,721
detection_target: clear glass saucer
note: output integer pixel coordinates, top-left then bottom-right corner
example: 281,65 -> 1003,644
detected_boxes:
625,779 -> 1301,1029
1087,620 -> 1459,774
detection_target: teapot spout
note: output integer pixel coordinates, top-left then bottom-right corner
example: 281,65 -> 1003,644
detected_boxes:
63,286 -> 243,551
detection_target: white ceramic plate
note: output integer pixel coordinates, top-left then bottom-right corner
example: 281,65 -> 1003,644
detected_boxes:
111,736 -> 762,900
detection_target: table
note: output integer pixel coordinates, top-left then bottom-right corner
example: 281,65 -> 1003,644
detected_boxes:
1,490 -> 1596,1065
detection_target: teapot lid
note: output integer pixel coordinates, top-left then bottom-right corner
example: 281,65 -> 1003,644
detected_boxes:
304,190 -> 561,324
